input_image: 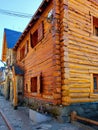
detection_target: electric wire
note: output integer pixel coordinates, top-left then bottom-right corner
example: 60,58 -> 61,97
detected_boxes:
0,8 -> 32,18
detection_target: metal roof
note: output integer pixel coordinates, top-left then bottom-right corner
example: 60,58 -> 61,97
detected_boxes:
4,28 -> 22,48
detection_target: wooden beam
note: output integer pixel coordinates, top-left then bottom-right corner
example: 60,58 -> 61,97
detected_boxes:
71,111 -> 98,126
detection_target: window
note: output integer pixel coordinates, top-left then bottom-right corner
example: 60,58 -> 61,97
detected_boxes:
30,74 -> 41,94
31,77 -> 37,93
20,45 -> 25,60
20,40 -> 29,60
93,74 -> 98,93
30,22 -> 44,48
93,17 -> 98,36
31,30 -> 38,48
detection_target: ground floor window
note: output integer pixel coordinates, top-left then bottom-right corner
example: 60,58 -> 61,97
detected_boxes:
93,74 -> 98,93
31,77 -> 37,93
30,74 -> 41,94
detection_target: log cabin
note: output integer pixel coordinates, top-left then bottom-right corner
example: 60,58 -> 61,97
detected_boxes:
13,0 -> 98,121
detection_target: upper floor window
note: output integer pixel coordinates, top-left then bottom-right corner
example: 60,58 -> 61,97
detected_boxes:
20,45 -> 25,60
20,40 -> 29,60
30,22 -> 44,48
93,17 -> 98,36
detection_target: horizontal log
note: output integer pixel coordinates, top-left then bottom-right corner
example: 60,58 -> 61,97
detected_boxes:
70,93 -> 89,98
69,88 -> 90,93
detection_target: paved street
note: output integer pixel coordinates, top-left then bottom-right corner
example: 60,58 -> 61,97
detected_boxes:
0,95 -> 96,130
0,113 -> 8,130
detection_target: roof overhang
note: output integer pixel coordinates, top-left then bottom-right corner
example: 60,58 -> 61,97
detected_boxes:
14,0 -> 52,50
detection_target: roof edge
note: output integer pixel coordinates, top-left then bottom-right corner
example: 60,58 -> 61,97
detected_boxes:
14,0 -> 51,49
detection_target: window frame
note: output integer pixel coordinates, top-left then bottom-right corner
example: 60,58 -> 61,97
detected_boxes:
30,74 -> 41,95
93,16 -> 98,37
93,74 -> 98,93
31,76 -> 37,93
30,21 -> 44,48
90,73 -> 98,97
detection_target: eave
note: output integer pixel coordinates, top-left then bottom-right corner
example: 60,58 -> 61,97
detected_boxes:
14,0 -> 52,50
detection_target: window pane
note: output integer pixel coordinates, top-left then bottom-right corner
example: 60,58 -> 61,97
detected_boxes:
93,17 -> 98,36
31,77 -> 37,93
95,27 -> 98,36
94,77 -> 97,89
30,31 -> 38,48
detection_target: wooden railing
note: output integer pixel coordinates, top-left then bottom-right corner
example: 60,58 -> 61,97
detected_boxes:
71,111 -> 98,126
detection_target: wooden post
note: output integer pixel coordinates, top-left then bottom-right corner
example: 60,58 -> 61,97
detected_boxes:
12,67 -> 17,109
13,75 -> 17,109
71,111 -> 77,122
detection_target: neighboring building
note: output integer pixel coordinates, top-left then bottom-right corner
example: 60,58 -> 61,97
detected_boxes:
2,28 -> 24,108
0,67 -> 5,95
2,0 -> 98,121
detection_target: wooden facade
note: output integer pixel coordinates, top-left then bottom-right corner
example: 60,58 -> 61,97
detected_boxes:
14,0 -> 98,106
66,0 -> 98,104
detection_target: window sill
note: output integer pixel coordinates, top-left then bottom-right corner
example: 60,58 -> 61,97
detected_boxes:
90,93 -> 98,98
31,93 -> 41,97
91,35 -> 98,40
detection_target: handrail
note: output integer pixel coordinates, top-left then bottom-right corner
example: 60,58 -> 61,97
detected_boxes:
71,111 -> 98,126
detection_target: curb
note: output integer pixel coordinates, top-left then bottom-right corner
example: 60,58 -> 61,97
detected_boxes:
0,109 -> 14,130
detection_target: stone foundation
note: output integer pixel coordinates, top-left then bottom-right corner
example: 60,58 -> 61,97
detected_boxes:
24,97 -> 98,123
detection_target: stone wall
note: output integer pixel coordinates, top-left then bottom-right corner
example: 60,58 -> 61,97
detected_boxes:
0,84 -> 5,96
24,97 -> 98,123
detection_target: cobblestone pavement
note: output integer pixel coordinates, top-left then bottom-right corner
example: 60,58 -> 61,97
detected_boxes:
0,96 -> 96,130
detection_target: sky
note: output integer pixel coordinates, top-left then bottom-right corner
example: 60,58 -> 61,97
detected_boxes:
0,0 -> 43,67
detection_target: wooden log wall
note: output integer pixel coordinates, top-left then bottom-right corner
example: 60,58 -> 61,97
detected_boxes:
16,0 -> 98,106
62,0 -> 98,104
16,1 -> 62,104
59,0 -> 70,105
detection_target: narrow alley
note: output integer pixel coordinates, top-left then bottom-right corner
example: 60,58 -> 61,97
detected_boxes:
0,95 -> 96,130
1,0 -> 98,130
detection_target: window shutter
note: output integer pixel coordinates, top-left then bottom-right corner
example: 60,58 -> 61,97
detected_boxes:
38,22 -> 44,42
37,75 -> 41,94
25,40 -> 29,55
30,31 -> 38,48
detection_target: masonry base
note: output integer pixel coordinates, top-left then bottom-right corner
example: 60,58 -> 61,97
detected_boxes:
24,97 -> 98,123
